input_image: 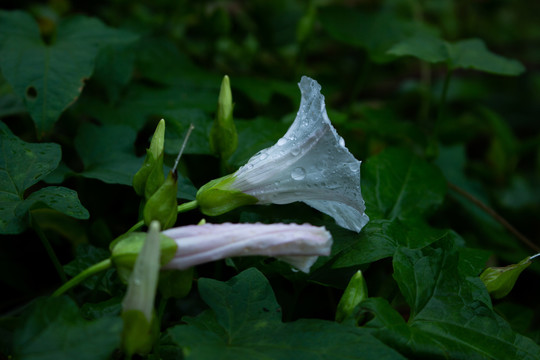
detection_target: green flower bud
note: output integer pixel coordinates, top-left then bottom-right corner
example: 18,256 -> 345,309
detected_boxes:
133,119 -> 166,197
122,310 -> 159,357
196,174 -> 258,216
121,221 -> 161,357
480,255 -> 533,299
210,75 -> 237,160
110,231 -> 177,283
143,171 -> 178,229
335,270 -> 368,323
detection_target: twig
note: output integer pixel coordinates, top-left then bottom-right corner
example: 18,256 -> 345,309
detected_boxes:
448,182 -> 540,252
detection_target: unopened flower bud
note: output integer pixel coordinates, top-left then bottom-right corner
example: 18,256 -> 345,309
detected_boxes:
143,171 -> 178,229
133,119 -> 166,198
480,255 -> 535,299
335,270 -> 368,323
210,75 -> 237,160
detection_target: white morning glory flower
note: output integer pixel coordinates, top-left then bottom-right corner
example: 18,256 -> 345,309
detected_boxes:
162,222 -> 332,273
197,76 -> 369,232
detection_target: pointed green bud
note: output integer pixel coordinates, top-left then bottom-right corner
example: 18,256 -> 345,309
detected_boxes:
196,174 -> 258,216
110,231 -> 177,283
133,119 -> 166,197
158,268 -> 194,299
143,171 -> 178,229
210,75 -> 238,160
121,221 -> 161,357
480,255 -> 535,299
335,270 -> 368,323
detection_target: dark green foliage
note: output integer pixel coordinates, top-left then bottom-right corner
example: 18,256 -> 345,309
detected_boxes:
1,1 -> 539,359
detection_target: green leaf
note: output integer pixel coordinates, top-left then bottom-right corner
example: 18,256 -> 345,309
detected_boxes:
74,123 -> 141,185
15,186 -> 89,219
12,296 -> 122,360
330,218 -> 448,268
77,82 -> 218,131
362,148 -> 447,221
388,238 -> 540,359
0,123 -> 88,234
167,268 -> 405,359
319,7 -> 434,63
0,11 -> 137,135
447,39 -> 525,75
387,34 -> 448,63
164,109 -> 213,156
388,35 -> 525,76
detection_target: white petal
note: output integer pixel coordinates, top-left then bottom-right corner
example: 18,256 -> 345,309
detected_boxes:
162,222 -> 332,273
230,76 -> 369,232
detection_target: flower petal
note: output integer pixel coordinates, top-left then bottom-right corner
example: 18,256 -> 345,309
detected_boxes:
230,76 -> 369,232
162,222 -> 332,273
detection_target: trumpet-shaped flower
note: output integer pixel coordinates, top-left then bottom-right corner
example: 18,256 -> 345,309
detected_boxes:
162,222 -> 332,273
197,76 -> 369,232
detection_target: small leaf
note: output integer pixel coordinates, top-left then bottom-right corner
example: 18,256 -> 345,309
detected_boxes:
12,296 -> 122,360
0,124 -> 88,234
388,35 -> 525,76
447,39 -> 525,75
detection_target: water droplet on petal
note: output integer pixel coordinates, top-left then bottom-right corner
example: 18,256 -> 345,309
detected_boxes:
291,167 -> 306,180
291,147 -> 300,156
339,137 -> 345,147
348,162 -> 358,171
277,138 -> 287,146
259,153 -> 268,160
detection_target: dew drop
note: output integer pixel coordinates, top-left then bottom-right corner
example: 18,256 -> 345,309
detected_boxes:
291,167 -> 306,181
348,162 -> 358,171
277,138 -> 287,146
291,147 -> 300,156
259,153 -> 268,160
339,137 -> 345,147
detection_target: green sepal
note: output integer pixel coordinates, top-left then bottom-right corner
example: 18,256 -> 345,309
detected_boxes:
110,232 -> 177,282
158,268 -> 194,299
133,119 -> 166,197
196,174 -> 258,216
143,171 -> 178,229
335,270 -> 368,323
121,310 -> 159,357
480,256 -> 532,299
210,75 -> 238,160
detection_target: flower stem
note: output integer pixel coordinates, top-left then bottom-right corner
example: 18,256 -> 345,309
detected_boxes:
126,219 -> 145,234
31,214 -> 67,284
177,200 -> 198,213
126,201 -> 198,234
448,182 -> 540,252
52,258 -> 112,297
